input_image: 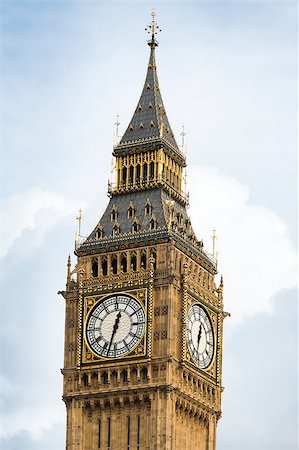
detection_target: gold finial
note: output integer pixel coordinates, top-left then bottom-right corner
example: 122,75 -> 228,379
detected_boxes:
114,114 -> 120,136
145,9 -> 161,47
67,254 -> 71,280
211,228 -> 217,260
220,275 -> 224,288
76,208 -> 82,236
150,9 -> 156,35
180,124 -> 186,147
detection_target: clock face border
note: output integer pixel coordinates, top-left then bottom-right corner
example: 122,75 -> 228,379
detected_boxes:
185,298 -> 217,374
80,288 -> 148,365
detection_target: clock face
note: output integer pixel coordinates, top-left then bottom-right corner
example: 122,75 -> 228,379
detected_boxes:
85,294 -> 146,359
186,304 -> 214,369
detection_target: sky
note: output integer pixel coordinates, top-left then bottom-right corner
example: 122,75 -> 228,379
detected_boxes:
0,1 -> 298,449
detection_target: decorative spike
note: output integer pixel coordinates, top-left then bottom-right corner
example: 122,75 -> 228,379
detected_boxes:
180,125 -> 186,147
211,228 -> 217,260
114,114 -> 120,136
67,254 -> 71,281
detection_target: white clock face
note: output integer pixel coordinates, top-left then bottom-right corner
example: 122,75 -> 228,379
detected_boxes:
85,294 -> 146,359
186,304 -> 214,369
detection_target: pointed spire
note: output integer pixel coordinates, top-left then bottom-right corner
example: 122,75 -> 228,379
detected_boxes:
115,11 -> 183,159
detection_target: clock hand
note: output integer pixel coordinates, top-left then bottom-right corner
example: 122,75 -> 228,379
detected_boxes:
107,311 -> 122,353
197,324 -> 202,351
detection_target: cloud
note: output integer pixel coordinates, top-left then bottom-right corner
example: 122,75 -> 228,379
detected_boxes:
0,187 -> 82,258
188,166 -> 297,322
218,289 -> 298,450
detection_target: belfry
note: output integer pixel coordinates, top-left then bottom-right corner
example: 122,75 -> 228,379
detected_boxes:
61,11 -> 226,450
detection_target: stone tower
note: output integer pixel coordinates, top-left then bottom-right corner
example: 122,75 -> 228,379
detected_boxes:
61,11 -> 226,450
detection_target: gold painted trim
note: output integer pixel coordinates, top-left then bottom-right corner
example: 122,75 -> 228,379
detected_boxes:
81,289 -> 148,365
185,302 -> 216,372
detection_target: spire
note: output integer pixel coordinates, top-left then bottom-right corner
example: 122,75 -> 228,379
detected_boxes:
115,10 -> 181,157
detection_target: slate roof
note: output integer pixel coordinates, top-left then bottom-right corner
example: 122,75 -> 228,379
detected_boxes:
76,188 -> 216,272
75,35 -> 216,272
114,40 -> 181,157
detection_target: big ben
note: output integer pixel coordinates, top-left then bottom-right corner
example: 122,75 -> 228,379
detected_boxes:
61,11 -> 226,450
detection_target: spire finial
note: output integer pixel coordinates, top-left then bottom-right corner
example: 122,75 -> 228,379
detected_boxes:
180,125 -> 186,147
67,254 -> 71,280
76,208 -> 83,237
211,228 -> 217,260
145,9 -> 161,47
151,9 -> 156,35
114,114 -> 120,136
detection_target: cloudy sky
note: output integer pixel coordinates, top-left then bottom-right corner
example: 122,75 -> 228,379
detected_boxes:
0,1 -> 297,449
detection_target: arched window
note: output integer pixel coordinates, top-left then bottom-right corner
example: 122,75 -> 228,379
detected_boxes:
127,203 -> 134,218
82,373 -> 89,387
131,253 -> 137,271
150,218 -> 156,231
145,200 -> 152,215
140,251 -> 147,269
141,367 -> 148,381
111,254 -> 117,274
92,257 -> 98,277
111,206 -> 118,222
150,161 -> 155,179
96,226 -> 103,239
122,167 -> 127,184
177,213 -> 183,225
143,163 -> 148,181
136,164 -> 141,184
101,371 -> 108,385
121,253 -> 127,273
122,369 -> 128,383
112,224 -> 120,237
132,220 -> 139,233
101,257 -> 108,276
129,166 -> 134,184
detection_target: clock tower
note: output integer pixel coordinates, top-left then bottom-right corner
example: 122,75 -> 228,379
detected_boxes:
61,11 -> 226,450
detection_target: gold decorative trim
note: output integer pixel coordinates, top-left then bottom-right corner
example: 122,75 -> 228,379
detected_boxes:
80,288 -> 148,366
184,293 -> 218,378
76,269 -> 84,368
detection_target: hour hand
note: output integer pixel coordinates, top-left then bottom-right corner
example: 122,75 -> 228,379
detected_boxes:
197,324 -> 202,346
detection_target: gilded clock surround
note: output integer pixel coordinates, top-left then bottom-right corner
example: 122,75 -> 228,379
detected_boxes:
81,289 -> 148,365
60,12 -> 227,450
185,299 -> 216,373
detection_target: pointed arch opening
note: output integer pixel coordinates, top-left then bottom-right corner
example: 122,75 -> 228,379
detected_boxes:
122,167 -> 127,185
150,218 -> 157,231
136,164 -> 141,184
111,254 -> 117,274
101,256 -> 108,276
96,226 -> 103,239
129,166 -> 134,184
112,224 -> 120,237
131,253 -> 137,271
132,219 -> 139,233
92,257 -> 98,277
143,163 -> 148,182
150,161 -> 155,180
121,253 -> 127,273
127,203 -> 135,219
111,206 -> 118,222
145,200 -> 152,216
141,250 -> 147,269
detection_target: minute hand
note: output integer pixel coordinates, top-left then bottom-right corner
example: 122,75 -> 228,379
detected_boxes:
197,324 -> 202,351
107,312 -> 121,353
